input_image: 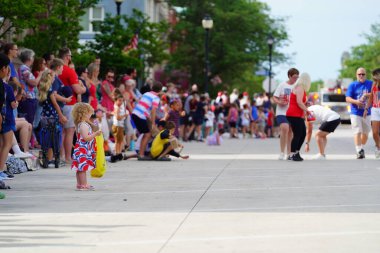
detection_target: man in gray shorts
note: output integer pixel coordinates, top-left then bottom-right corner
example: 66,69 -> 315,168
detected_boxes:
273,68 -> 299,160
58,48 -> 86,164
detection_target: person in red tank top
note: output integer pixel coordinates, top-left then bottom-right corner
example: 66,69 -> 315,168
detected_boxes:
364,68 -> 380,158
286,73 -> 311,161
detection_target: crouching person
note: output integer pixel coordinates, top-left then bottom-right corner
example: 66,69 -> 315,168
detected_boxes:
150,121 -> 189,161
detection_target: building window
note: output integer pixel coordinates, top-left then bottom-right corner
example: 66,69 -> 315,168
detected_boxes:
80,6 -> 104,33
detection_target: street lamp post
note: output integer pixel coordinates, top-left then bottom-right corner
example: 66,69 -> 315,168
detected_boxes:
202,15 -> 213,94
267,34 -> 274,96
114,0 -> 124,16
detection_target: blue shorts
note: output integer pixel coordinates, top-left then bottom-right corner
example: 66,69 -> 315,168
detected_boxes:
276,115 -> 289,125
0,124 -> 16,134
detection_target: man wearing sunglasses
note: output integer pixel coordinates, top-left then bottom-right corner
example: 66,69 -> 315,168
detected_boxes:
345,67 -> 373,159
58,47 -> 87,164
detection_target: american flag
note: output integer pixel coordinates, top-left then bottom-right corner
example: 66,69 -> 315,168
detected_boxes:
123,32 -> 139,53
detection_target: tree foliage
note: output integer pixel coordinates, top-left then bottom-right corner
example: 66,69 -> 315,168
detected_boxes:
310,79 -> 323,92
0,0 -> 44,39
167,0 -> 289,94
340,22 -> 380,79
1,0 -> 99,56
83,10 -> 170,78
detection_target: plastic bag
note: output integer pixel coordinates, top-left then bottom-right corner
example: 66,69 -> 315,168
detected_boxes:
91,134 -> 107,178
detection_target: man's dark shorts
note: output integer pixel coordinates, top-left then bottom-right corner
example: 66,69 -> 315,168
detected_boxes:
132,114 -> 150,134
319,118 -> 340,133
276,115 -> 289,125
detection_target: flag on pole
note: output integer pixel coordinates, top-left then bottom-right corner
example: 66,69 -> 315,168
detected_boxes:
123,31 -> 139,54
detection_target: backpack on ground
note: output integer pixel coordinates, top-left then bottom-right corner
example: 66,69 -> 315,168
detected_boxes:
6,156 -> 28,174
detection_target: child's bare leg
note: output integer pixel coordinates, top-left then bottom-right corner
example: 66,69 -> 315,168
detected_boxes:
47,148 -> 53,161
115,141 -> 122,154
77,171 -> 87,186
158,145 -> 174,158
204,127 -> 210,138
179,125 -> 185,140
125,134 -> 131,149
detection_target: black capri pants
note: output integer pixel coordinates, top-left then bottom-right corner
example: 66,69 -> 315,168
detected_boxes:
286,116 -> 306,153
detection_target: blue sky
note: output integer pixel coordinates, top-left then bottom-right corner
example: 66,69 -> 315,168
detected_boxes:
262,0 -> 380,82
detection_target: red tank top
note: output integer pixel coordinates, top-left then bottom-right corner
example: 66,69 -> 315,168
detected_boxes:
286,91 -> 306,118
372,85 -> 380,108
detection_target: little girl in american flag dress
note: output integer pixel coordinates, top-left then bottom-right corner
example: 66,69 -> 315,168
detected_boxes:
71,102 -> 101,190
71,122 -> 97,173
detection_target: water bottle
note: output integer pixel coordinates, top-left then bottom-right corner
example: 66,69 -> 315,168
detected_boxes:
129,140 -> 135,151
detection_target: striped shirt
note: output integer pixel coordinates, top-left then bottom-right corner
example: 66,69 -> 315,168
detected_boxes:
132,91 -> 160,120
372,85 -> 380,108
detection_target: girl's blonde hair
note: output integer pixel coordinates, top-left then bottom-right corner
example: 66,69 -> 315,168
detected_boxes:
72,102 -> 94,127
294,72 -> 311,92
87,62 -> 99,79
38,70 -> 54,102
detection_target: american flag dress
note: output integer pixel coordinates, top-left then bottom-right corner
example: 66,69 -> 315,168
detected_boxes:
71,122 -> 97,172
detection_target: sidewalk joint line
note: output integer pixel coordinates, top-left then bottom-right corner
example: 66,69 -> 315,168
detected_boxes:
156,143 -> 249,253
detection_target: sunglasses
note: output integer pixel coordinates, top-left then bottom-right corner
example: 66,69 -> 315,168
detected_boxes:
358,73 -> 366,76
107,75 -> 114,79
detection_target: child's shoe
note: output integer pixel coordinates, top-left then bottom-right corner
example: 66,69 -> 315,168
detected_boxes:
76,184 -> 95,191
110,155 -> 117,163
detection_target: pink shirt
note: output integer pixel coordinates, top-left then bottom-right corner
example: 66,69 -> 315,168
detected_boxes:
100,80 -> 115,112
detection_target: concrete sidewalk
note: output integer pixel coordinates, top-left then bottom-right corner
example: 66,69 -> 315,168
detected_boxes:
1,126 -> 380,253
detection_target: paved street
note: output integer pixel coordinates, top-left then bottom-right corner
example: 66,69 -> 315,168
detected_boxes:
1,125 -> 380,253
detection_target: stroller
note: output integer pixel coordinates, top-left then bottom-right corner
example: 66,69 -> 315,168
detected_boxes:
39,117 -> 62,168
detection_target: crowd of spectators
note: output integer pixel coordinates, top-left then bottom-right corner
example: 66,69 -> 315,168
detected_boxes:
0,42 -> 278,192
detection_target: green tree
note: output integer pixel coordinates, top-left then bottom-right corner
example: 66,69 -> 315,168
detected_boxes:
340,22 -> 380,79
310,79 -> 323,92
0,0 -> 44,39
167,0 -> 289,94
16,0 -> 99,56
83,10 -> 169,78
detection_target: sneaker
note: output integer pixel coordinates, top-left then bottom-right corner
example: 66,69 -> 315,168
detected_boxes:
313,153 -> 326,160
48,161 -> 55,168
0,172 -> 13,180
375,150 -> 380,159
14,152 -> 33,159
296,152 -> 304,161
290,153 -> 303,162
357,149 -> 365,159
0,180 -> 11,189
110,155 -> 118,163
3,171 -> 14,179
278,153 -> 285,160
